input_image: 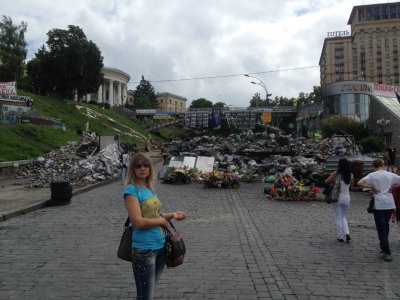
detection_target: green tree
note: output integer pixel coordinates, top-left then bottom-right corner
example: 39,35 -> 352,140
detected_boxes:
0,16 -> 27,82
133,75 -> 156,108
274,96 -> 296,106
249,93 -> 264,107
27,25 -> 103,99
320,115 -> 370,140
27,46 -> 50,95
213,101 -> 226,108
309,85 -> 322,103
297,86 -> 322,105
189,98 -> 213,109
133,94 -> 152,109
358,136 -> 385,153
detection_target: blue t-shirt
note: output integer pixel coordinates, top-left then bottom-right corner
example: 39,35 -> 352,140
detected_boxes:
123,184 -> 166,250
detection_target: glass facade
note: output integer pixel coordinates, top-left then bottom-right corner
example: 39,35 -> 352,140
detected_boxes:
375,95 -> 400,117
325,93 -> 371,122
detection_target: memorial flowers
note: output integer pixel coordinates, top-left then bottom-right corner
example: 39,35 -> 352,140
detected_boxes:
265,173 -> 322,201
163,166 -> 197,184
202,171 -> 240,188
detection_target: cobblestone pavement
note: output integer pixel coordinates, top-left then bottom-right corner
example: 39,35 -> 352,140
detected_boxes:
1,179 -> 400,299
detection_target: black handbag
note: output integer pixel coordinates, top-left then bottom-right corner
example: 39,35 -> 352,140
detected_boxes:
324,174 -> 340,204
165,220 -> 186,268
117,217 -> 133,262
367,197 -> 374,213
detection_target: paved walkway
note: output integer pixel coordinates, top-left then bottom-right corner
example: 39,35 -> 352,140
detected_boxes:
1,177 -> 400,299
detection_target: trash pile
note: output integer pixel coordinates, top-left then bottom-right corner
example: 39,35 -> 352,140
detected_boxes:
17,139 -> 122,188
163,131 -> 360,184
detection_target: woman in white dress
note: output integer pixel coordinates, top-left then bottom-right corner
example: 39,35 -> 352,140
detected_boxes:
325,158 -> 353,242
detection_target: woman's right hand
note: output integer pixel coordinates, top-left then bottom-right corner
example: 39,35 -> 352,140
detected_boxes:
172,211 -> 187,221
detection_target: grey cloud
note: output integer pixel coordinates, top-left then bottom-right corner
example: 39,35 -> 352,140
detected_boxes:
0,0 -> 388,107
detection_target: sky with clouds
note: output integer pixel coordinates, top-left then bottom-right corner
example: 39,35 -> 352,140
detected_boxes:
1,0 -> 392,107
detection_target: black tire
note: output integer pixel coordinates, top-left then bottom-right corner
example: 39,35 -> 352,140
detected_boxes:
51,185 -> 73,194
51,191 -> 72,201
47,198 -> 71,206
51,181 -> 70,189
49,189 -> 72,207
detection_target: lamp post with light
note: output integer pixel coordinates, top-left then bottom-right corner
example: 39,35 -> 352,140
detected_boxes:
244,74 -> 271,105
376,118 -> 391,144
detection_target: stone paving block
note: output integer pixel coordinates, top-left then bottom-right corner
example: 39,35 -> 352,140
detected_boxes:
1,181 -> 400,299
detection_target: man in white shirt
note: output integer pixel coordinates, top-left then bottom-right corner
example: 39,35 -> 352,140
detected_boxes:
358,159 -> 400,262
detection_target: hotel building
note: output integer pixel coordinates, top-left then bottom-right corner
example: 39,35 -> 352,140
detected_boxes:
319,2 -> 400,150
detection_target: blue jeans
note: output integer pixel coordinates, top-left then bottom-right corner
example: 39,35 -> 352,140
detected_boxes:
121,167 -> 127,184
132,248 -> 165,300
373,209 -> 393,255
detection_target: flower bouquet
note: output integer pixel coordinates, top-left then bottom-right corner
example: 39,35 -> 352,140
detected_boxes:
304,186 -> 322,201
163,166 -> 198,184
265,173 -> 322,201
202,171 -> 240,188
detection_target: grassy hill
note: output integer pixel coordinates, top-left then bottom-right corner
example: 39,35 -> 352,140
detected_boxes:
0,90 -> 150,162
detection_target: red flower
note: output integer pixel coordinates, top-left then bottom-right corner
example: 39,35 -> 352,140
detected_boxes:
311,187 -> 320,193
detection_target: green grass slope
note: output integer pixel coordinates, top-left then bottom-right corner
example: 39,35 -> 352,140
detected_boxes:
0,90 -> 149,162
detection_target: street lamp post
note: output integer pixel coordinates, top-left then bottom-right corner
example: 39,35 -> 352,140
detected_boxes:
376,118 -> 391,144
244,74 -> 271,104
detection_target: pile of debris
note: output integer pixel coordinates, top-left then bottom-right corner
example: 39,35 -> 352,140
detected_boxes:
163,131 -> 361,184
17,139 -> 122,188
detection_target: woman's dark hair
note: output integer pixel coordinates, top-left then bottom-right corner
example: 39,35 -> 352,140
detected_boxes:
337,158 -> 351,184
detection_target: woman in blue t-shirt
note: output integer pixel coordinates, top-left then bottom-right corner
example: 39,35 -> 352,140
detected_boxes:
123,153 -> 187,300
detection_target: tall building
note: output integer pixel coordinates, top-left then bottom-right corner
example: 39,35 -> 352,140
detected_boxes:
320,2 -> 400,86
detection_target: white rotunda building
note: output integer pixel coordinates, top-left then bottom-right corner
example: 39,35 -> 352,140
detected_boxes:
79,66 -> 131,107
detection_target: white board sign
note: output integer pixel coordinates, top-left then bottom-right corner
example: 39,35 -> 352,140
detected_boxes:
183,156 -> 196,168
195,156 -> 214,173
168,156 -> 184,168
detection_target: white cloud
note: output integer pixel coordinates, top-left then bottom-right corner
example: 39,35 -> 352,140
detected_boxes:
0,0 -> 389,107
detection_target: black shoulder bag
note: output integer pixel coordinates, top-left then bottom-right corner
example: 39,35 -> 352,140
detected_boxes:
117,217 -> 133,262
165,220 -> 186,268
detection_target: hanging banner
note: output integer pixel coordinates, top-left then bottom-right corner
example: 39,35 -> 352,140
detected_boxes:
0,82 -> 17,95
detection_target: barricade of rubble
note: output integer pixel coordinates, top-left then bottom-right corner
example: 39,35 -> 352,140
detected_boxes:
162,131 -> 360,184
17,140 -> 122,188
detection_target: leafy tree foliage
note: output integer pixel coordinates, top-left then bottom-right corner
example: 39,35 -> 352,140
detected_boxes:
133,75 -> 157,108
297,86 -> 322,105
320,115 -> 370,140
249,93 -> 264,107
27,46 -> 50,95
27,25 -> 103,99
273,96 -> 296,106
189,98 -> 214,109
0,16 -> 27,82
358,136 -> 385,153
213,101 -> 227,108
248,86 -> 322,108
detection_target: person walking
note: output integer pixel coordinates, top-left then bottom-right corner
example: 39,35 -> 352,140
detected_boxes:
357,159 -> 400,262
325,158 -> 354,243
123,153 -> 187,299
386,144 -> 396,173
390,166 -> 400,227
121,151 -> 130,184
